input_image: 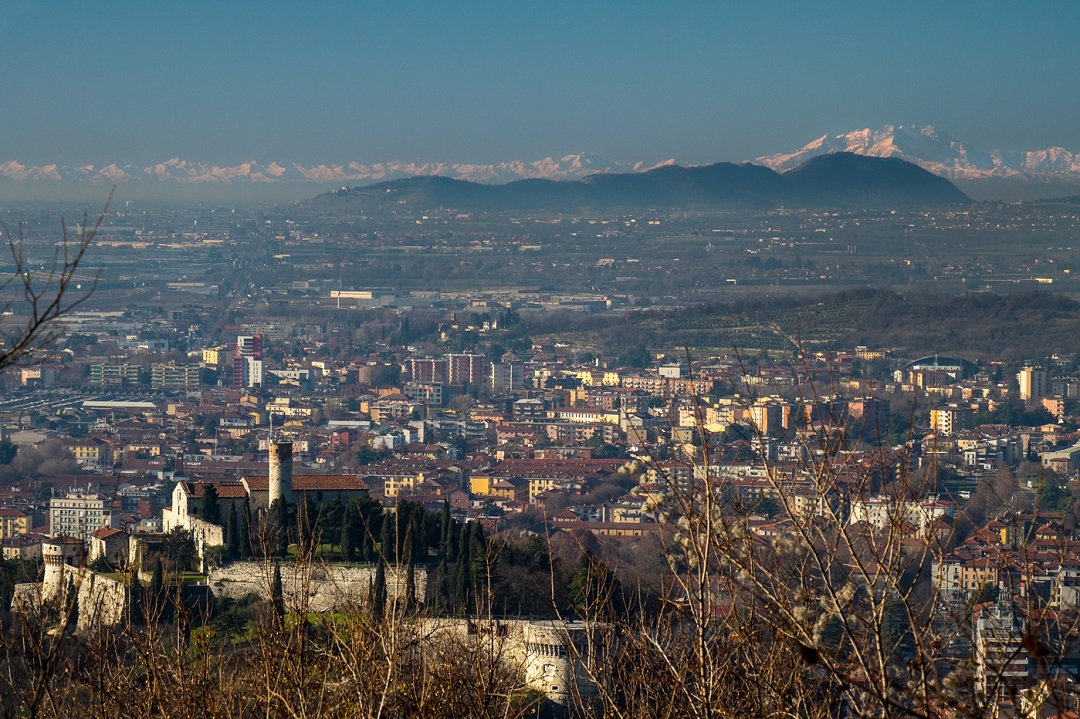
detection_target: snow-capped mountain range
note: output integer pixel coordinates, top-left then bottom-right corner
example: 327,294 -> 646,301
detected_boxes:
2,126 -> 1079,201
0,154 -> 675,189
755,125 -> 1080,200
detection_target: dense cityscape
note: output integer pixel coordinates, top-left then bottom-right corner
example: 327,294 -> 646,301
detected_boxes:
0,196 -> 1078,716
6,3 -> 1080,717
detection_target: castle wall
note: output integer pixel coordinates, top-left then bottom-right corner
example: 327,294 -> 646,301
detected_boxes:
186,516 -> 225,566
208,560 -> 427,612
415,618 -> 595,706
39,565 -> 127,631
27,557 -> 429,629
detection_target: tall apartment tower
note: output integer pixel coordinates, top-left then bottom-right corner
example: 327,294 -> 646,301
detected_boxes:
1017,366 -> 1047,401
448,353 -> 486,386
233,334 -> 264,388
410,358 -> 448,383
491,362 -> 525,394
268,441 -> 294,507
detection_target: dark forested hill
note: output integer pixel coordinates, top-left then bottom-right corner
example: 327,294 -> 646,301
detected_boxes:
530,289 -> 1079,361
310,153 -> 970,212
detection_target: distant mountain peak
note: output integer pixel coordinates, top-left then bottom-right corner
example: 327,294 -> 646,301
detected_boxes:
756,125 -> 1080,190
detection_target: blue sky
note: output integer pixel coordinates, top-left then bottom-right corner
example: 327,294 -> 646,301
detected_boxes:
3,0 -> 1078,166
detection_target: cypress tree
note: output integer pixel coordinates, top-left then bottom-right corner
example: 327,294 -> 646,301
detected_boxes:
225,504 -> 239,559
379,511 -> 395,564
128,569 -> 143,627
394,502 -> 408,561
405,557 -> 416,614
322,497 -> 344,551
150,558 -> 166,623
372,559 -> 387,618
362,530 -> 375,563
0,560 -> 12,613
439,500 -> 451,558
199,484 -> 221,524
67,577 -> 79,628
240,498 -> 252,557
342,508 -> 356,562
446,519 -> 460,563
452,525 -> 472,613
457,521 -> 471,568
452,553 -> 469,614
272,499 -> 289,558
272,562 -> 285,619
298,497 -> 317,553
429,559 -> 447,615
150,559 -> 164,597
470,523 -> 489,611
412,508 -> 426,564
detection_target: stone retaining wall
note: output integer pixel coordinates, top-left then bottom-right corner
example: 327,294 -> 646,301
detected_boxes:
208,560 -> 428,612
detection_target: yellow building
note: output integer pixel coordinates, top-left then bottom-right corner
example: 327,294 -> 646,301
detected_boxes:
62,437 -> 110,466
0,508 -> 31,539
202,346 -> 230,366
489,477 -> 529,502
470,472 -> 495,497
575,370 -> 607,387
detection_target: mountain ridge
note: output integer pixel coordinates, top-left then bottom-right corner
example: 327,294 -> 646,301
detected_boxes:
0,154 -> 676,189
2,125 -> 1077,202
311,153 -> 970,211
756,125 -> 1080,200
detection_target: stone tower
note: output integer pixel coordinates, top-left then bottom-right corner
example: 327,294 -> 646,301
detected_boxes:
42,537 -> 85,599
268,441 -> 294,507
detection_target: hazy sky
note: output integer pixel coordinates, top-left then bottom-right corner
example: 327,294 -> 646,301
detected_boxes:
4,0 -> 1079,166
